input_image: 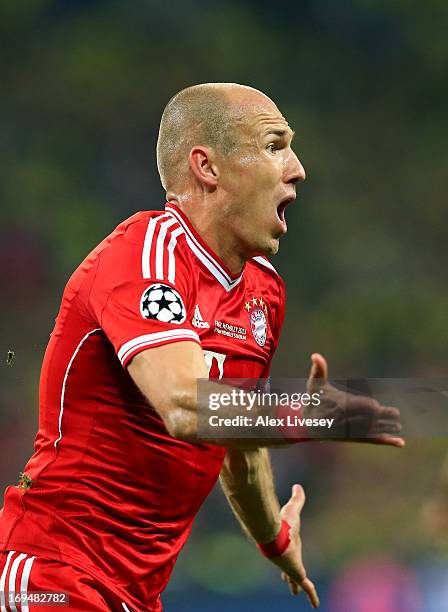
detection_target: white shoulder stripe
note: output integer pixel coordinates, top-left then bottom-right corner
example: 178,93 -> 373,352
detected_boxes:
142,213 -> 170,279
252,256 -> 278,274
142,216 -> 160,279
142,213 -> 183,283
167,227 -> 184,284
155,217 -> 178,280
118,329 -> 200,365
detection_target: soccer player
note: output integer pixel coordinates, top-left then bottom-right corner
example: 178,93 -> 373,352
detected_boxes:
0,83 -> 403,611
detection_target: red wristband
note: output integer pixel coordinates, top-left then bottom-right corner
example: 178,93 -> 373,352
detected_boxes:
256,519 -> 291,558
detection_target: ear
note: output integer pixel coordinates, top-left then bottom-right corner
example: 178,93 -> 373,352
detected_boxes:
189,146 -> 219,188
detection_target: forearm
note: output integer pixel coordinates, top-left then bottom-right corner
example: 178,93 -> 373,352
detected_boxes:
130,349 -> 295,448
182,381 -> 298,448
220,447 -> 282,543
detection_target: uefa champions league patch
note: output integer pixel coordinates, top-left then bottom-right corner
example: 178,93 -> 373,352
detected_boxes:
250,307 -> 267,346
140,284 -> 186,324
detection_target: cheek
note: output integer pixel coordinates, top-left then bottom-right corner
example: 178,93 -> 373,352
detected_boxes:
236,145 -> 260,169
225,158 -> 277,224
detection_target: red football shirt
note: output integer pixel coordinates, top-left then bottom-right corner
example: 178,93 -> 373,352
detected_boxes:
0,203 -> 285,610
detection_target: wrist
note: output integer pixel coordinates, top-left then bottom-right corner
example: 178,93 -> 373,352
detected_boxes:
256,519 -> 291,558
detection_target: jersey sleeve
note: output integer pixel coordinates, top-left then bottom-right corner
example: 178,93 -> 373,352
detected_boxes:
88,216 -> 200,368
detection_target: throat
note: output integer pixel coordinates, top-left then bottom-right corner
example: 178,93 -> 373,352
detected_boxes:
199,228 -> 247,275
171,199 -> 247,275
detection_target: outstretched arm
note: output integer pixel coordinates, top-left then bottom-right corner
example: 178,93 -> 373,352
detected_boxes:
128,341 -> 297,448
128,342 -> 404,448
220,448 -> 319,608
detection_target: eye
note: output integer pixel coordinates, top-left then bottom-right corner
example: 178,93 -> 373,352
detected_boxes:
267,143 -> 277,154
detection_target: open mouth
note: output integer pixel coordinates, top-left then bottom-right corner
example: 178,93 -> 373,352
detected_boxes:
276,195 -> 296,227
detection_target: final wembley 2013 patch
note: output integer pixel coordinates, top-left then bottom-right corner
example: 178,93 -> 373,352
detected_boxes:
140,283 -> 186,324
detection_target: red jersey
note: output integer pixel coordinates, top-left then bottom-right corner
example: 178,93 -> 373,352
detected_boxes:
0,203 -> 285,610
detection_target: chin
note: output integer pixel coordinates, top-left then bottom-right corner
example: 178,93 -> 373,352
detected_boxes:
268,241 -> 280,256
254,239 -> 279,257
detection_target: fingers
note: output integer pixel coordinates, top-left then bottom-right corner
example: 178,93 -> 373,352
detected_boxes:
346,414 -> 402,435
345,398 -> 401,424
307,353 -> 328,391
302,576 -> 320,608
364,435 -> 406,448
281,572 -> 320,608
370,422 -> 402,439
343,397 -> 403,440
380,406 -> 401,420
362,404 -> 403,441
373,418 -> 402,433
282,572 -> 301,595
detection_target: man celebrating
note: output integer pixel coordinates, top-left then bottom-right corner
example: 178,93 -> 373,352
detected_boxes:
0,84 -> 402,611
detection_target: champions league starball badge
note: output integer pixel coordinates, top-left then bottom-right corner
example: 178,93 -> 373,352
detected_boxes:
140,283 -> 186,324
244,296 -> 268,346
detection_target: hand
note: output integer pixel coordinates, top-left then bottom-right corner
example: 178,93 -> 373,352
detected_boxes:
269,485 -> 319,608
305,353 -> 405,447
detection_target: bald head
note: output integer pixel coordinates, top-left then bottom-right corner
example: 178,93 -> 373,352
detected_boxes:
156,83 -> 273,191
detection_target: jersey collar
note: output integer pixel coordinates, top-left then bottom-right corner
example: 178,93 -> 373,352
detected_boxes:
165,203 -> 244,292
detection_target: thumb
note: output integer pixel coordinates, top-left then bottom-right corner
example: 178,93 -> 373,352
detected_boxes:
281,485 -> 306,529
291,484 -> 306,512
307,353 -> 328,391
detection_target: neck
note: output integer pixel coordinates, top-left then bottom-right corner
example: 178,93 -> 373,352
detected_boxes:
168,196 -> 246,275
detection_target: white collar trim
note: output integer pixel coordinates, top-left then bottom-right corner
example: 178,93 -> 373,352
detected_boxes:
166,205 -> 243,292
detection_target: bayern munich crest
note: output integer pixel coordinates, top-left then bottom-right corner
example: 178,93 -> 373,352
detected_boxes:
245,296 -> 268,346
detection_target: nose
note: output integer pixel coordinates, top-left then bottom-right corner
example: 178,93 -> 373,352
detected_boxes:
285,150 -> 306,184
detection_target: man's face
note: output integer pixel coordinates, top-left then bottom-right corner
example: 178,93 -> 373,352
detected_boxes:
218,94 -> 306,257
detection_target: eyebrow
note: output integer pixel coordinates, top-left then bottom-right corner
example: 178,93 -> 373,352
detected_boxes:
264,128 -> 295,140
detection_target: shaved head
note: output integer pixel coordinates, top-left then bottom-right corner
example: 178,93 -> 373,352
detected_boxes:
157,83 -> 272,191
156,82 -> 304,268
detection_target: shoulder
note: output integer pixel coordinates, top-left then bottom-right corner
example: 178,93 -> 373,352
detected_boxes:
99,209 -> 192,283
113,209 -> 184,246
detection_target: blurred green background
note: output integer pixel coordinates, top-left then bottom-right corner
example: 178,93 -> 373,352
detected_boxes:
1,1 -> 447,610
